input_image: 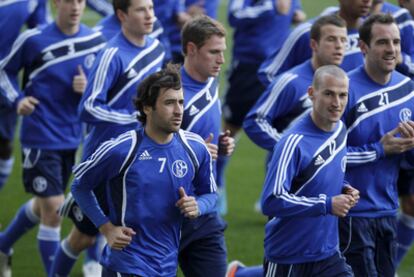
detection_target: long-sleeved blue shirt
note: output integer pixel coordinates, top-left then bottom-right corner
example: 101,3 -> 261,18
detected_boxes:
72,128 -> 217,276
261,114 -> 347,264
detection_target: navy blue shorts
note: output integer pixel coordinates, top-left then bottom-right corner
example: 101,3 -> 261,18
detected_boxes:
397,168 -> 414,196
223,61 -> 266,127
339,216 -> 397,277
264,252 -> 353,277
179,212 -> 227,277
0,108 -> 18,140
60,185 -> 108,237
22,148 -> 76,197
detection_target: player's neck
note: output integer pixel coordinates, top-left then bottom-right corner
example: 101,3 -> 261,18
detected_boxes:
183,60 -> 209,83
338,11 -> 362,30
144,125 -> 174,144
364,64 -> 392,85
56,21 -> 80,35
122,29 -> 146,47
311,112 -> 336,132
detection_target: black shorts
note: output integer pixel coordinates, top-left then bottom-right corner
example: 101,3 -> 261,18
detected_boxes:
22,148 -> 75,197
223,61 -> 266,127
60,184 -> 108,236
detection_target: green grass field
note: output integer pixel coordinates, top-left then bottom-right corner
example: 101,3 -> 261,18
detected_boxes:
1,0 -> 414,276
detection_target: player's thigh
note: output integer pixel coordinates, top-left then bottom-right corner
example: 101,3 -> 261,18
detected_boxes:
223,61 -> 265,127
339,217 -> 377,277
179,229 -> 227,277
375,216 -> 397,277
0,108 -> 17,158
22,149 -> 75,197
317,252 -> 354,277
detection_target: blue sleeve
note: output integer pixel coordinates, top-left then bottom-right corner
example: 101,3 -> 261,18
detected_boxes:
71,133 -> 132,227
188,135 -> 218,215
293,0 -> 302,11
397,14 -> 414,77
86,0 -> 114,17
27,0 -> 50,28
79,48 -> 138,125
228,0 -> 276,28
243,73 -> 300,151
261,134 -> 329,217
257,22 -> 312,86
346,142 -> 385,168
0,30 -> 35,109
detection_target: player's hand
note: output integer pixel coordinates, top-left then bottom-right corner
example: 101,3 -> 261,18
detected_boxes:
293,9 -> 306,23
218,130 -> 235,156
99,221 -> 135,251
398,121 -> 414,138
331,194 -> 354,217
17,96 -> 39,115
73,65 -> 87,94
205,133 -> 218,160
276,0 -> 292,15
176,187 -> 199,219
380,126 -> 414,155
342,184 -> 360,207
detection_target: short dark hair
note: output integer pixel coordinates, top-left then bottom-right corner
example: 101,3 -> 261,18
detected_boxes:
359,13 -> 396,46
134,63 -> 182,124
181,15 -> 226,55
310,14 -> 347,42
113,0 -> 130,14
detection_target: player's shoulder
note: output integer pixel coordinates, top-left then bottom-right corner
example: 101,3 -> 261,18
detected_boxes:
178,130 -> 206,148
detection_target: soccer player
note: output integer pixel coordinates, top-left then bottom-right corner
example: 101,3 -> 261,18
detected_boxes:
0,0 -> 50,191
222,1 -> 305,190
261,65 -> 357,277
392,0 -> 414,268
258,0 -> 372,86
179,15 -> 234,277
48,0 -> 165,276
244,14 -> 347,152
0,0 -> 106,275
340,13 -> 414,276
71,64 -> 218,276
226,16 -> 347,277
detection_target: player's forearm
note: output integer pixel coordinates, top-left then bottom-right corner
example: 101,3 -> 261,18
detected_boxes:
196,193 -> 218,215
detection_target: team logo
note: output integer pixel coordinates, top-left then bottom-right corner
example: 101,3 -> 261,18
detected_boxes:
399,108 -> 412,122
84,54 -> 96,69
172,160 -> 188,178
341,156 -> 347,172
72,205 -> 84,222
33,176 -> 47,193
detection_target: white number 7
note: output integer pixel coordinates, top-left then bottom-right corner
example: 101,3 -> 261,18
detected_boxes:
158,157 -> 166,173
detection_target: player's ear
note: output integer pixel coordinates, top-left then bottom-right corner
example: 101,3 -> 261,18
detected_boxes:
187,42 -> 197,56
310,38 -> 318,52
143,105 -> 152,117
359,39 -> 368,55
308,86 -> 315,100
116,9 -> 127,23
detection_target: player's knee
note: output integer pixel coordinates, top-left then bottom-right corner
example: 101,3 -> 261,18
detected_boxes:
68,226 -> 96,252
0,137 -> 13,159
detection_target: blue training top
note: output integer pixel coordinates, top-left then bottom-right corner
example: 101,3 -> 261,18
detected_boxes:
262,114 -> 348,264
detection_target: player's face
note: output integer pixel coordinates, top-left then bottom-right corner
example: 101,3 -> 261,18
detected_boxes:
339,0 -> 372,18
191,35 -> 226,81
119,0 -> 154,39
309,74 -> 348,131
148,88 -> 184,135
361,23 -> 401,76
55,0 -> 85,31
313,24 -> 347,67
